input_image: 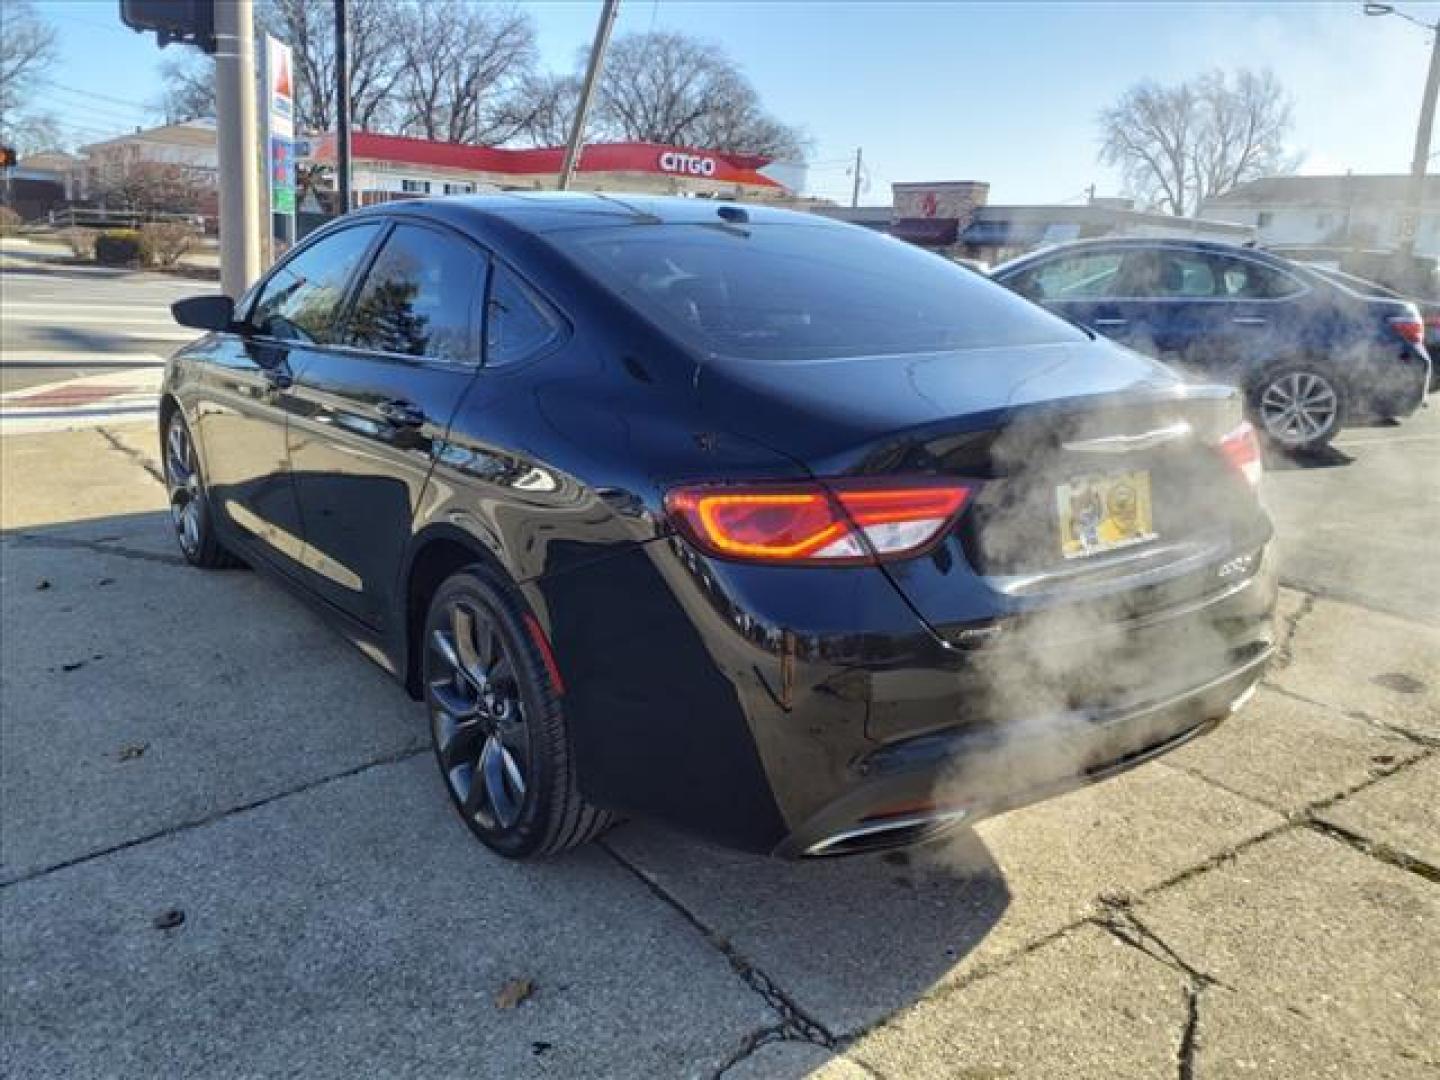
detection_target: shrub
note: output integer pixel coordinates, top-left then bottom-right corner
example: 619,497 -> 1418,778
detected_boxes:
95,229 -> 145,267
59,227 -> 99,260
139,221 -> 198,268
0,206 -> 22,236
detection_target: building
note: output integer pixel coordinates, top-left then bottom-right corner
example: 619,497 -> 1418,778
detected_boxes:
305,132 -> 813,205
77,119 -> 220,196
1199,174 -> 1440,260
815,183 -> 1252,264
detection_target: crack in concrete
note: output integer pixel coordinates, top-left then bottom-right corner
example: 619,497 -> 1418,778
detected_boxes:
1304,818 -> 1440,886
1095,895 -> 1232,992
1176,986 -> 1201,1080
0,743 -> 427,888
598,839 -> 836,1049
1258,682 -> 1439,749
1269,592 -> 1316,672
711,1025 -> 786,1079
7,532 -> 188,567
96,424 -> 166,487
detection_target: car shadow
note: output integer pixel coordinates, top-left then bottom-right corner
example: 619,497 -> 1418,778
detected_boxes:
1263,441 -> 1354,471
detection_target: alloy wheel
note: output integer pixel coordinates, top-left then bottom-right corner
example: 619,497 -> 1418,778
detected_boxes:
428,598 -> 531,831
165,419 -> 204,557
1258,370 -> 1338,448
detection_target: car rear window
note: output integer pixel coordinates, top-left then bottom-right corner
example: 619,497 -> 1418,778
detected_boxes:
548,221 -> 1082,361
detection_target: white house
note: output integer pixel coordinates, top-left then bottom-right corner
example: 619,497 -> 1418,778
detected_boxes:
1200,174 -> 1440,259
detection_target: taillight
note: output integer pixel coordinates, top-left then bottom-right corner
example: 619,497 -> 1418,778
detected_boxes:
665,479 -> 975,564
1219,421 -> 1262,490
1387,312 -> 1425,345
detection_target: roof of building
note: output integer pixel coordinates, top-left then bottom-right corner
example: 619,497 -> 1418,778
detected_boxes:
1203,174 -> 1440,207
80,119 -> 217,152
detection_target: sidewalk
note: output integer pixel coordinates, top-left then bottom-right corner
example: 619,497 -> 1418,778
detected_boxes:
2,425 -> 1436,1078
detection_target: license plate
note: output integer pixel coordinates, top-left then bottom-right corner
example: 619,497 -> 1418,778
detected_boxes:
1056,470 -> 1156,559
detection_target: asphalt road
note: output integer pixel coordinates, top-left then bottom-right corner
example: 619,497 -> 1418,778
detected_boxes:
0,247 -> 210,392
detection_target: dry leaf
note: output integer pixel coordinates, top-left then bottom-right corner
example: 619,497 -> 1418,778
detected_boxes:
494,977 -> 534,1010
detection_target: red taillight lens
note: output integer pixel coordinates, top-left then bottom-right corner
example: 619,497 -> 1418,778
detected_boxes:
1388,314 -> 1425,345
1219,421 -> 1262,490
665,479 -> 975,564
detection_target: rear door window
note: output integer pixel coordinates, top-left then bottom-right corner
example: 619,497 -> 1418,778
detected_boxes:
1213,257 -> 1305,299
1117,250 -> 1220,298
249,223 -> 382,342
1010,251 -> 1123,301
344,223 -> 486,364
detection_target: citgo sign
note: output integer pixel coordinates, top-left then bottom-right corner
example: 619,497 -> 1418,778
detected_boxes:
657,151 -> 717,177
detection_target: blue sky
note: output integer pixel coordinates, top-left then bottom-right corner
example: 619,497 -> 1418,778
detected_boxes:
30,0 -> 1440,205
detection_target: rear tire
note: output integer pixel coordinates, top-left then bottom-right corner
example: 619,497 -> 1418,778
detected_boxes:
423,567 -> 612,859
1249,363 -> 1347,452
163,413 -> 242,569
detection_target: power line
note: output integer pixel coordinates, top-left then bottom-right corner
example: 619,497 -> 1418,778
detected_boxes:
33,78 -> 161,115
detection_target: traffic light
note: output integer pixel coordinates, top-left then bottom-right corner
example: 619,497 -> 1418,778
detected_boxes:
119,0 -> 215,53
0,147 -> 17,169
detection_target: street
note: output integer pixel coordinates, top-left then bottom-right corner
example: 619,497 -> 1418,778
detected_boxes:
2,260 -> 1438,1078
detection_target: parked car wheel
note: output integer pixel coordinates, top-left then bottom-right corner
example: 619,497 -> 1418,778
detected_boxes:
424,568 -> 612,858
163,413 -> 241,569
1251,363 -> 1348,452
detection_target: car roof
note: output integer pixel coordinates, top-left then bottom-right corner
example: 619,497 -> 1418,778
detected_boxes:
993,235 -> 1290,276
348,192 -> 840,235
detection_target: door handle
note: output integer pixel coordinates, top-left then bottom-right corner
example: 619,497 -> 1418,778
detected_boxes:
1092,318 -> 1128,328
376,398 -> 426,427
261,366 -> 293,390
1231,317 -> 1267,326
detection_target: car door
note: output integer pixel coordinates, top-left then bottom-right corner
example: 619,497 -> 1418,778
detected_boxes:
196,221 -> 384,575
1199,253 -> 1310,382
284,219 -> 488,626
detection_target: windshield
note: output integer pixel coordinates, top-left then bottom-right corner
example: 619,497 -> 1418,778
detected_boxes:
549,221 -> 1083,361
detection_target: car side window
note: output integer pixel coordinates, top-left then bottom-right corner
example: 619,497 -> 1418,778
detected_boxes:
248,223 -> 382,343
1116,250 -> 1218,298
345,224 -> 486,364
485,265 -> 561,366
1010,252 -> 1123,301
1213,257 -> 1304,300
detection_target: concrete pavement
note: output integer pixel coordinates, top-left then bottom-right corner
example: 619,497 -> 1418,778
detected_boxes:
2,414 -> 1437,1077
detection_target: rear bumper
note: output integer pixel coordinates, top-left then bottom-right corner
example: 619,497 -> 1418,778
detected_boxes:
774,644 -> 1268,857
1358,344 -> 1430,418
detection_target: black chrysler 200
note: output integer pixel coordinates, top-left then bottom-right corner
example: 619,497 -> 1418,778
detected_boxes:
164,194 -> 1276,859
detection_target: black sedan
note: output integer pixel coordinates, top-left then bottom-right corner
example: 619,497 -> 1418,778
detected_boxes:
992,239 -> 1431,451
164,195 -> 1276,859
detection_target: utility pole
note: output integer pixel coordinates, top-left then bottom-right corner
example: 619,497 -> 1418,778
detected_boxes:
559,0 -> 619,192
1400,23 -> 1440,260
335,0 -> 353,213
850,147 -> 864,209
214,0 -> 262,297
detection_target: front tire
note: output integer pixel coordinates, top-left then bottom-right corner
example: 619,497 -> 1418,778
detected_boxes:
163,413 -> 241,569
423,567 -> 611,859
1250,363 -> 1347,452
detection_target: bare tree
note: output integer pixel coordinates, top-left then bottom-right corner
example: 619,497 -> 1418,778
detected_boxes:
1191,68 -> 1296,204
590,31 -> 806,159
260,0 -> 404,132
159,54 -> 216,123
394,0 -> 537,145
1099,68 -> 1295,216
509,72 -> 580,148
0,0 -> 60,151
91,161 -> 208,216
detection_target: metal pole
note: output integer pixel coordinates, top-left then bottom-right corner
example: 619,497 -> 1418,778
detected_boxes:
850,148 -> 863,209
214,0 -> 263,298
335,0 -> 353,213
558,0 -> 620,191
1399,22 -> 1440,261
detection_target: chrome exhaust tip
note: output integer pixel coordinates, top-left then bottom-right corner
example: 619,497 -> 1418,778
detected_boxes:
803,806 -> 971,857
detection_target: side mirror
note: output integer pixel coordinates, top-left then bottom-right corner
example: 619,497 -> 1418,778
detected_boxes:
172,294 -> 237,333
